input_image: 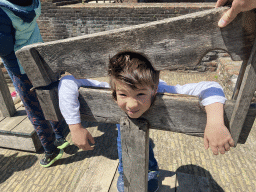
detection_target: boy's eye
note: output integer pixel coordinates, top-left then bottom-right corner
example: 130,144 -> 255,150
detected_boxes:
137,93 -> 146,96
118,94 -> 127,97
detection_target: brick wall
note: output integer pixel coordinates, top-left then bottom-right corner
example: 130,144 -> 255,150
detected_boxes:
38,1 -> 216,42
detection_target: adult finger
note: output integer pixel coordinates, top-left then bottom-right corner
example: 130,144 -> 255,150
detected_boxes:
218,7 -> 238,27
215,0 -> 229,8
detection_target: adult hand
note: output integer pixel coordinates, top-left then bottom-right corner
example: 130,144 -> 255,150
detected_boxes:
216,0 -> 256,27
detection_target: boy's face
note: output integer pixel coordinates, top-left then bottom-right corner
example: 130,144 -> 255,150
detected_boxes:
115,80 -> 156,119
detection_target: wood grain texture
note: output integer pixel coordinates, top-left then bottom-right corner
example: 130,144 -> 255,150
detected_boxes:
0,133 -> 39,152
232,59 -> 248,100
229,38 -> 256,145
120,117 -> 149,192
38,86 -> 256,143
0,107 -> 27,132
75,156 -> 119,192
16,7 -> 256,88
79,87 -> 255,142
0,66 -> 16,117
35,81 -> 63,122
0,111 -> 42,152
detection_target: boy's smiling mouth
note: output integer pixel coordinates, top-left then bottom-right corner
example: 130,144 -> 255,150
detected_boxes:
127,109 -> 140,114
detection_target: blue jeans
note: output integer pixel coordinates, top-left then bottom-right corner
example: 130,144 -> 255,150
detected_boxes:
2,56 -> 65,153
116,124 -> 158,174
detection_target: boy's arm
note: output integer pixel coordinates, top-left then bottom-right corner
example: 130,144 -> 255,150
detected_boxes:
204,102 -> 234,155
159,81 -> 234,155
58,75 -> 109,150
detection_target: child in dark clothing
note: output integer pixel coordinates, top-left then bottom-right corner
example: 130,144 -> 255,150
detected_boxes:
0,0 -> 69,167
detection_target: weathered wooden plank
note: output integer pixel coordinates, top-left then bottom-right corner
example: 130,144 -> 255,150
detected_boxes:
37,86 -> 255,143
75,156 -> 119,192
0,114 -> 41,152
79,88 -> 256,140
0,132 -> 39,152
232,60 -> 248,100
16,7 -> 255,88
35,82 -> 63,122
11,117 -> 34,134
0,66 -> 16,117
11,117 -> 42,152
120,118 -> 149,192
0,107 -> 27,133
109,166 -> 119,192
229,38 -> 256,145
0,117 -> 5,122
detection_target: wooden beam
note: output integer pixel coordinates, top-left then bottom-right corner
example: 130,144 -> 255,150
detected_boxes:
232,59 -> 248,100
229,38 -> 256,145
36,85 -> 256,143
0,67 -> 16,117
80,87 -> 255,137
75,156 -> 118,192
16,7 -> 255,88
35,81 -> 63,122
120,118 -> 149,192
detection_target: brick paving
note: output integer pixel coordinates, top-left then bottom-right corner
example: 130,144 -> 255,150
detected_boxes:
0,70 -> 256,191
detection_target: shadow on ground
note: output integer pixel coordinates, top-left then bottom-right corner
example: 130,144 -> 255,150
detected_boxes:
0,153 -> 38,183
175,164 -> 224,192
150,139 -> 224,192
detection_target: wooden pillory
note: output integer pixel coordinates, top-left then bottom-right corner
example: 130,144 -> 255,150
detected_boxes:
15,7 -> 256,191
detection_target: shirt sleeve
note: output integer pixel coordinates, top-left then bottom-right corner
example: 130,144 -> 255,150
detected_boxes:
157,80 -> 226,106
58,75 -> 110,125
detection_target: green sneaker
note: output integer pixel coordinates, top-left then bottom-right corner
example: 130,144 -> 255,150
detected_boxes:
54,138 -> 70,149
40,149 -> 63,168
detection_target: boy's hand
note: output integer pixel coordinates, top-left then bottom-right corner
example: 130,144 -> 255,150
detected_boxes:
204,102 -> 235,155
69,123 -> 95,151
204,123 -> 234,155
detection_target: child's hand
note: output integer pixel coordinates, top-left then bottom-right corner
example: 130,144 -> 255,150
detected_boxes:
204,102 -> 234,155
69,123 -> 95,151
204,123 -> 234,155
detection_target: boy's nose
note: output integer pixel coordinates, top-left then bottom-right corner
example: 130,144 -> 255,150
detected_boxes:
126,98 -> 139,110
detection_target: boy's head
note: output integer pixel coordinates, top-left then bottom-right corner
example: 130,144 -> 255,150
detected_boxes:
108,51 -> 159,118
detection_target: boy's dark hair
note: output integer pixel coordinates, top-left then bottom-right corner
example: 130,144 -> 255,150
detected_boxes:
108,51 -> 160,100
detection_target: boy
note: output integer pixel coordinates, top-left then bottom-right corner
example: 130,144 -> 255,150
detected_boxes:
58,51 -> 234,192
0,0 -> 69,168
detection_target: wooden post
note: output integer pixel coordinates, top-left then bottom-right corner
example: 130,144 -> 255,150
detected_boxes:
232,59 -> 248,100
120,117 -> 149,192
35,82 -> 63,122
229,39 -> 256,145
0,67 -> 16,117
